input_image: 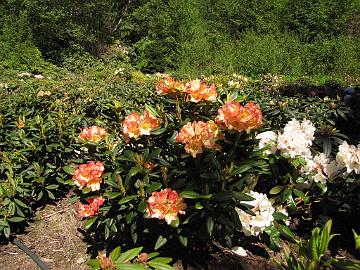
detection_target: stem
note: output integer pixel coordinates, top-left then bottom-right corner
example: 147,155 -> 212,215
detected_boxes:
227,132 -> 241,164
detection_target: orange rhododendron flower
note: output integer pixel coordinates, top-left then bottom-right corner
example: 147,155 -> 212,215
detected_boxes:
122,110 -> 161,142
78,126 -> 109,143
147,188 -> 186,225
184,79 -> 217,103
144,161 -> 156,171
78,196 -> 105,219
156,77 -> 185,96
176,120 -> 222,157
139,110 -> 161,135
72,161 -> 104,191
216,101 -> 263,133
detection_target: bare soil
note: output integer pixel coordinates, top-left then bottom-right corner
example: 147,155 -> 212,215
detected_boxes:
0,194 -> 89,270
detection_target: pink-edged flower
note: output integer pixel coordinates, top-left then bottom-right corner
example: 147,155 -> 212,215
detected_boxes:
122,112 -> 142,141
146,188 -> 186,225
176,120 -> 222,157
216,101 -> 263,133
156,77 -> 185,96
139,110 -> 161,135
78,126 -> 109,143
78,196 -> 106,219
122,110 -> 161,142
184,79 -> 217,103
72,161 -> 104,191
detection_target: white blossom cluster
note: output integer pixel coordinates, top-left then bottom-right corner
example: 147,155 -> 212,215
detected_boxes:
256,119 -> 315,158
277,119 -> 315,159
256,120 -> 360,184
235,191 -> 275,236
336,141 -> 360,174
301,153 -> 338,184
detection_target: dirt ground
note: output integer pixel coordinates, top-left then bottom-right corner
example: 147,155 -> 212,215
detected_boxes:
0,194 -> 89,270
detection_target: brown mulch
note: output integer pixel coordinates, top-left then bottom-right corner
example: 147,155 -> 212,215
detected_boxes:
0,194 -> 89,270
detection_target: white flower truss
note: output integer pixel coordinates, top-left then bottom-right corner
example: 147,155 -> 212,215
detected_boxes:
277,119 -> 315,159
301,153 -> 339,184
235,191 -> 275,236
256,131 -> 278,155
336,141 -> 360,175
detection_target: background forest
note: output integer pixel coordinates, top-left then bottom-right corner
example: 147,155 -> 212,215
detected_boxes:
1,0 -> 360,77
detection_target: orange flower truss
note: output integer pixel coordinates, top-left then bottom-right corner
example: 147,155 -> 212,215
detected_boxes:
185,79 -> 217,103
78,126 -> 109,143
78,196 -> 105,219
72,161 -> 105,191
144,161 -> 156,171
176,120 -> 222,157
147,188 -> 186,225
216,101 -> 263,133
156,77 -> 185,96
122,110 -> 161,142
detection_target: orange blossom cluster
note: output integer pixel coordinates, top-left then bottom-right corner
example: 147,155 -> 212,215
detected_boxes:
216,101 -> 263,133
146,188 -> 186,225
122,110 -> 161,142
184,79 -> 217,103
156,77 -> 217,103
78,126 -> 109,143
176,120 -> 222,157
72,161 -> 105,191
78,196 -> 105,219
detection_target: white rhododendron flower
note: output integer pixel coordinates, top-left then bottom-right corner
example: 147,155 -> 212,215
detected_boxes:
232,246 -> 247,256
277,119 -> 315,159
301,153 -> 339,184
336,141 -> 360,174
256,131 -> 278,155
235,191 -> 275,236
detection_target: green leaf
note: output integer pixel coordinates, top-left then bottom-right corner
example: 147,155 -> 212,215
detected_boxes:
269,186 -> 284,195
150,257 -> 172,264
353,229 -> 360,250
115,263 -> 145,270
47,190 -> 55,200
14,198 -> 28,209
63,166 -> 74,175
110,246 -> 121,262
179,190 -> 201,199
124,150 -> 136,162
118,195 -> 138,204
232,191 -> 254,201
146,183 -> 162,193
178,235 -> 188,247
105,192 -> 123,199
231,165 -> 251,176
195,202 -> 204,209
206,217 -> 214,237
8,216 -> 25,222
214,191 -> 233,201
145,104 -> 160,117
293,189 -> 305,198
116,247 -> 143,263
151,128 -> 167,135
46,184 -> 59,190
84,217 -> 98,229
125,167 -> 142,186
148,261 -> 174,270
154,235 -> 167,250
273,212 -> 289,221
87,259 -> 101,269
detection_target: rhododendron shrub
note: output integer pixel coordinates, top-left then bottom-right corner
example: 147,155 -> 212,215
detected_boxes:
71,78 -> 356,257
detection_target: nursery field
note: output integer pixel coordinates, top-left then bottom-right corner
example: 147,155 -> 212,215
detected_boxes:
0,64 -> 360,270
